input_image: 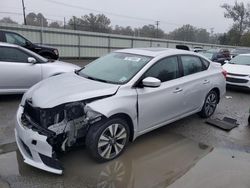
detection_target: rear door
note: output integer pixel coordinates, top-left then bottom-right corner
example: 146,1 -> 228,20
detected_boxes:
0,46 -> 42,91
178,55 -> 211,113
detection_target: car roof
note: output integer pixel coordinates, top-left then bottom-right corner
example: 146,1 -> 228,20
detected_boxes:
116,48 -> 198,57
0,42 -> 19,48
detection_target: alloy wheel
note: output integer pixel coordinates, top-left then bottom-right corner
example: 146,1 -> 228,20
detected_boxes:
97,123 -> 127,160
204,92 -> 217,117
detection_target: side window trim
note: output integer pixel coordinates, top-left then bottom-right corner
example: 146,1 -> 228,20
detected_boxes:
0,31 -> 6,42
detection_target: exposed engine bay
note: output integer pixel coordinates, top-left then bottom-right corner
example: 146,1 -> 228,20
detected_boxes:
21,99 -> 105,153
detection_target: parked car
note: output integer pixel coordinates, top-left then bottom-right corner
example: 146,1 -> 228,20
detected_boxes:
15,48 -> 226,174
222,54 -> 250,90
199,48 -> 231,65
230,48 -> 250,59
0,30 -> 59,59
0,42 -> 80,94
191,47 -> 206,53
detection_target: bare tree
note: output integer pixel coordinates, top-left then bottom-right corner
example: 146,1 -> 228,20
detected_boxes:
49,21 -> 61,28
26,12 -> 48,27
0,17 -> 18,24
82,13 -> 111,33
221,1 -> 250,43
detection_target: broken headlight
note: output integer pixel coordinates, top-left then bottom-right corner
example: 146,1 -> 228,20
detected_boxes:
84,106 -> 103,124
65,102 -> 85,121
40,109 -> 65,128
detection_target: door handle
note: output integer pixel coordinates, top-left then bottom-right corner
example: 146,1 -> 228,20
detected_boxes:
173,88 -> 183,93
203,80 -> 210,84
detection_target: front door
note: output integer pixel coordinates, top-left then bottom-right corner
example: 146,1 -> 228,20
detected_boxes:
0,46 -> 42,91
136,56 -> 184,132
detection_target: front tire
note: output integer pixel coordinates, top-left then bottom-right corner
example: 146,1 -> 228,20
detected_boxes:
86,118 -> 130,162
199,90 -> 218,118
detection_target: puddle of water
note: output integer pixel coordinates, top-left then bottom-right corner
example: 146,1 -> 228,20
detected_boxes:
0,127 -> 212,188
0,142 -> 17,155
168,148 -> 250,188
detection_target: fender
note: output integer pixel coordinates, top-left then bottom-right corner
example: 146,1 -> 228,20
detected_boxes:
86,87 -> 138,140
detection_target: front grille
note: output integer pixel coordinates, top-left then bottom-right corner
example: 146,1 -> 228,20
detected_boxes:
226,77 -> 249,83
20,139 -> 32,158
227,73 -> 249,77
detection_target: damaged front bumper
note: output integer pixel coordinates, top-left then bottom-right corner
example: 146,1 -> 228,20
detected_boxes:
15,101 -> 105,174
15,106 -> 63,174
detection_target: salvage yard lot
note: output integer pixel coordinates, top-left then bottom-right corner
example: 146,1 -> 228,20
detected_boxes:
0,59 -> 250,187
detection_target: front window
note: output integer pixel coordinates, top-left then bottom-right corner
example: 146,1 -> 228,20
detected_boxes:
144,56 -> 179,82
0,46 -> 29,62
230,55 -> 250,65
78,52 -> 152,84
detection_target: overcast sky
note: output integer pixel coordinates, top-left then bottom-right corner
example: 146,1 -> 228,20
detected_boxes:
1,0 -> 249,33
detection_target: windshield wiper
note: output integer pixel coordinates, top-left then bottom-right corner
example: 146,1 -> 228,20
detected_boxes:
78,72 -> 120,84
74,67 -> 85,75
86,76 -> 108,83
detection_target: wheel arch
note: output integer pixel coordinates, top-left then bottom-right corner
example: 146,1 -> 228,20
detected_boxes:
210,87 -> 220,103
109,113 -> 134,142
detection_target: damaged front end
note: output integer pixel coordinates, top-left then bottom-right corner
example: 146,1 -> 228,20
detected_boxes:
16,99 -> 105,174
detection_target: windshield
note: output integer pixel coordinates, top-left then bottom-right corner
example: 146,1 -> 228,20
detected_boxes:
78,52 -> 152,84
230,55 -> 250,65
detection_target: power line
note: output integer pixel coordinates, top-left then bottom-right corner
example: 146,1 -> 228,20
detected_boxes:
0,11 -> 23,15
42,0 -> 156,22
40,0 -> 195,29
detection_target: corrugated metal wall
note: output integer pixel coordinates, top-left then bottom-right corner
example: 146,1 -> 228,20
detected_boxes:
0,23 -> 236,58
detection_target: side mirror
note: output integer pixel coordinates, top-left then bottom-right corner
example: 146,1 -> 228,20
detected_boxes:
28,57 -> 37,64
142,77 -> 161,88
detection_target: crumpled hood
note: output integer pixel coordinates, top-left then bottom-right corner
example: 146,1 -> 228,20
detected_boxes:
22,73 -> 120,108
223,63 -> 250,75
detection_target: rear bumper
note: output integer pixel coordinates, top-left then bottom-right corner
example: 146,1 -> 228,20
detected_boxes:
15,106 -> 63,174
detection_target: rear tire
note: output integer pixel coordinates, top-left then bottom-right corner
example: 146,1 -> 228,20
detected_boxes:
199,90 -> 218,118
86,117 -> 130,162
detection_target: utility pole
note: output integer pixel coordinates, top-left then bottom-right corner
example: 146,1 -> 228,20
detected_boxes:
64,17 -> 66,29
155,21 -> 160,38
73,16 -> 76,30
21,0 -> 27,25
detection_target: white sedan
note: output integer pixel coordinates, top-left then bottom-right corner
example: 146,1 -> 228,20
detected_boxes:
16,48 -> 226,174
0,42 -> 80,94
223,54 -> 250,89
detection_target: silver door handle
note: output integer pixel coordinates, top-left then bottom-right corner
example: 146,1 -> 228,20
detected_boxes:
203,80 -> 210,84
173,88 -> 183,93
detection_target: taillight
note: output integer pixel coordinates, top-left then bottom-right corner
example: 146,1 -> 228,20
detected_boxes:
222,69 -> 227,78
